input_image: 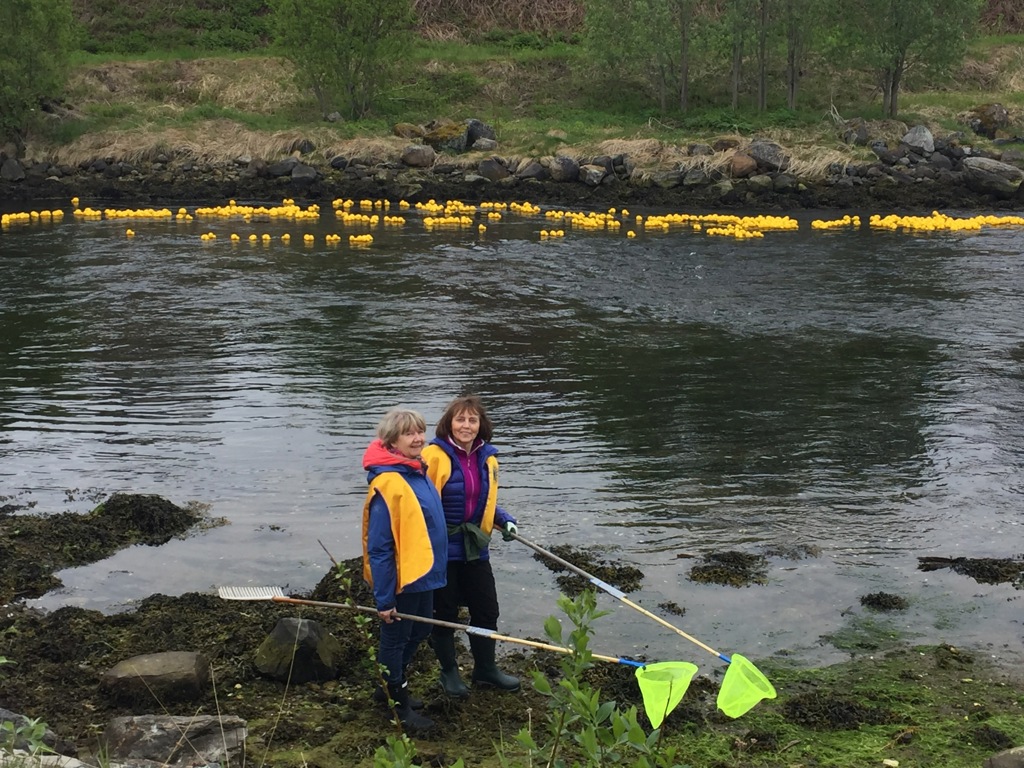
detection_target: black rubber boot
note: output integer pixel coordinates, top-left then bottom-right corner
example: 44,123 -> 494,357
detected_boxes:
387,681 -> 435,732
469,635 -> 520,692
433,632 -> 469,699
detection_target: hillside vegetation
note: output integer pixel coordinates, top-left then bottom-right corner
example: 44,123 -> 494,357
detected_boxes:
68,0 -> 1024,52
14,1 -> 1024,178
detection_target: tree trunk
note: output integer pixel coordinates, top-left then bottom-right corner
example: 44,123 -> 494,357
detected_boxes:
658,64 -> 668,112
678,8 -> 690,112
880,67 -> 893,118
757,0 -> 769,112
731,38 -> 743,110
786,41 -> 798,109
888,59 -> 904,118
784,1 -> 798,109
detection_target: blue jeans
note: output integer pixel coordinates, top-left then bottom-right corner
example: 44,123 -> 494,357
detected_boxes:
379,590 -> 434,685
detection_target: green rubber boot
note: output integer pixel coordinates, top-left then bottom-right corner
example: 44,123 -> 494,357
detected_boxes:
469,635 -> 520,692
433,632 -> 470,699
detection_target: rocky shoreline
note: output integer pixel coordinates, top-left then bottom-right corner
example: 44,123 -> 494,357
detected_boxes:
4,122 -> 1024,211
2,495 -> 1024,768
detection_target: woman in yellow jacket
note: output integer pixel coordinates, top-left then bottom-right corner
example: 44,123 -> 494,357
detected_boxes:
362,407 -> 447,731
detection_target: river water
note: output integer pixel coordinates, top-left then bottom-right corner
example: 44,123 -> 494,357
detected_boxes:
2,200 -> 1022,673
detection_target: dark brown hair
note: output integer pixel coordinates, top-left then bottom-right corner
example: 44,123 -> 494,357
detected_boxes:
434,394 -> 494,443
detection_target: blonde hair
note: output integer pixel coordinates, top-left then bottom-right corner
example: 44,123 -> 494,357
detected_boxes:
376,407 -> 427,447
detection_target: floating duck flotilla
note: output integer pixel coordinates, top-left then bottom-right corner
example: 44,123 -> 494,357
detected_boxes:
8,198 -> 1024,248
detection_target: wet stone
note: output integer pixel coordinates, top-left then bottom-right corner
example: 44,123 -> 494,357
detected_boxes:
917,555 -> 1024,587
687,551 -> 769,587
860,592 -> 909,611
532,544 -> 644,597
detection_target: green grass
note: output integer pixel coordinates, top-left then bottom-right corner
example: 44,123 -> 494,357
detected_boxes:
408,38 -> 583,65
69,48 -> 244,66
969,32 -> 1024,49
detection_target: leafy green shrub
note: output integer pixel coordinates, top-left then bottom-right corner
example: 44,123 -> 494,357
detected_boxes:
0,716 -> 52,757
272,0 -> 415,119
500,591 -> 689,768
198,28 -> 260,51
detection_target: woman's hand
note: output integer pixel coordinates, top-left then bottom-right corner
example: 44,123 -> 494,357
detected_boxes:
378,607 -> 399,623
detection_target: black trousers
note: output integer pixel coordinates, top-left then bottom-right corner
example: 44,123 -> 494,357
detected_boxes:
433,559 -> 499,637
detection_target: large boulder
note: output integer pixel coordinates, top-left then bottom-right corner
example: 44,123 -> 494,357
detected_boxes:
0,708 -> 62,753
650,169 -> 683,188
102,714 -> 246,768
289,138 -> 315,155
466,118 -> 496,146
477,157 -> 510,181
401,144 -> 436,168
962,156 -> 1024,198
841,118 -> 870,146
101,651 -> 210,705
424,120 -> 469,153
747,174 -> 774,193
746,139 -> 790,172
515,160 -> 549,180
255,618 -> 341,683
266,156 -> 299,177
578,163 -> 608,186
1,158 -> 25,182
969,103 -> 1011,139
392,122 -> 425,139
290,163 -> 318,183
985,745 -> 1024,768
902,125 -> 934,155
547,155 -> 579,182
730,153 -> 758,178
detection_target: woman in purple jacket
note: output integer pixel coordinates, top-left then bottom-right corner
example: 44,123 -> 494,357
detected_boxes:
422,394 -> 520,697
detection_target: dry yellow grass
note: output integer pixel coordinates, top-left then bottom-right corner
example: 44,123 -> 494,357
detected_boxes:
594,138 -> 689,168
52,122 -> 275,165
66,57 -> 298,115
48,126 -> 419,167
960,44 -> 1024,91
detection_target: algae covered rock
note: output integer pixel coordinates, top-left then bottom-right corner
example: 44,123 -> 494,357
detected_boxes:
255,617 -> 342,683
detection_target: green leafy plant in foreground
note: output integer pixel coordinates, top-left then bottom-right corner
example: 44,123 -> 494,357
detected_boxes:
499,590 -> 688,768
0,713 -> 53,758
330,561 -> 466,768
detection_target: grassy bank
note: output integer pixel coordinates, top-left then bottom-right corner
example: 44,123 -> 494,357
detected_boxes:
26,34 -> 1024,180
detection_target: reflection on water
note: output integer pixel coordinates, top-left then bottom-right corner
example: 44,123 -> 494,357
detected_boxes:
2,206 -> 1022,669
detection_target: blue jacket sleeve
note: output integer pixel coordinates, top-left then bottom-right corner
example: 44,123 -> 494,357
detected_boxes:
366,490 -> 398,611
495,505 -> 516,528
